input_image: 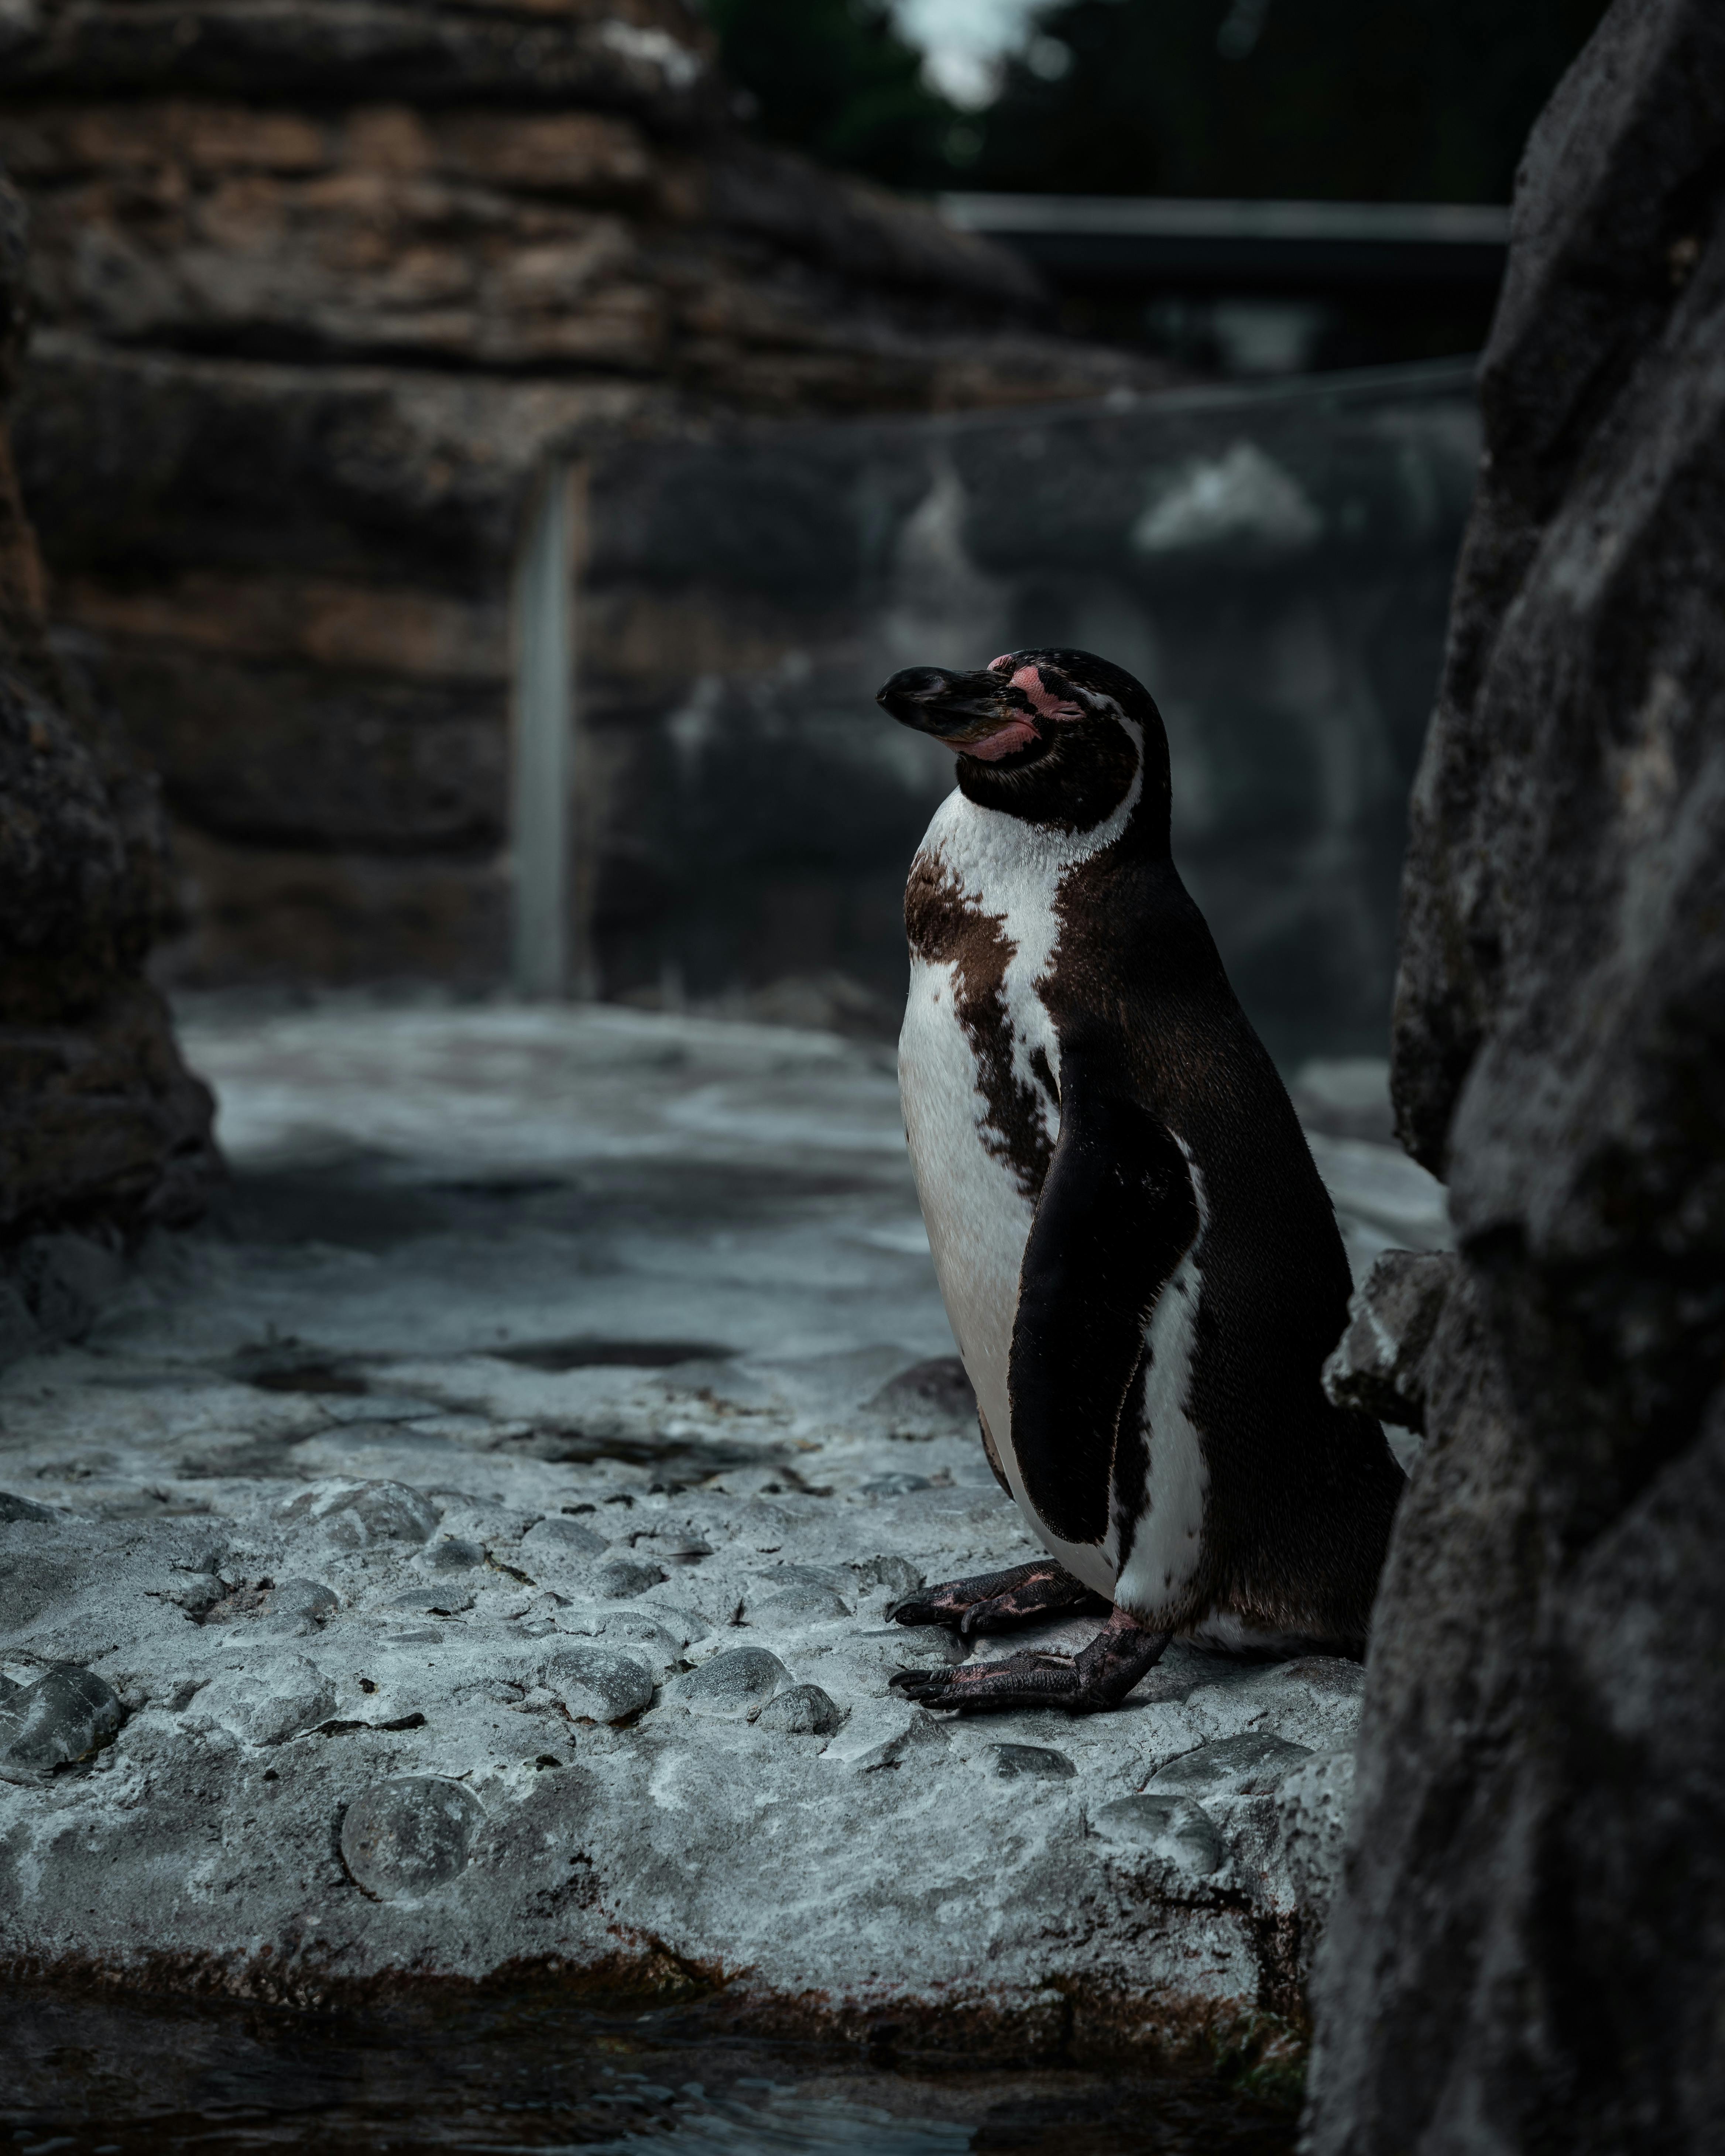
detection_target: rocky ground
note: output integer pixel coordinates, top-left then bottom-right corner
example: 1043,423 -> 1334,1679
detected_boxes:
0,1001 -> 1445,2056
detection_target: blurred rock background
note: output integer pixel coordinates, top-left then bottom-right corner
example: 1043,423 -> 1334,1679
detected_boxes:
0,0 -> 1599,1058
0,0 -> 1161,1002
583,375 -> 1477,1063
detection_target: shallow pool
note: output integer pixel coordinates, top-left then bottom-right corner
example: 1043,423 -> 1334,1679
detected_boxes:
4,1985 -> 1300,2155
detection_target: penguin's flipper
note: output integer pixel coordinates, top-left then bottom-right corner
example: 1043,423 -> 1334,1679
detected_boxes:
890,1608 -> 1173,1715
1009,1051 -> 1200,1545
890,1559 -> 1110,1637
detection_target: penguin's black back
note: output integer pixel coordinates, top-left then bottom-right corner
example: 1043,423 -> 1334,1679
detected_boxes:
1042,837 -> 1403,1647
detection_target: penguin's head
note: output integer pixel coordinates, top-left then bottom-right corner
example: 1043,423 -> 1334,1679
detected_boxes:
876,647 -> 1170,839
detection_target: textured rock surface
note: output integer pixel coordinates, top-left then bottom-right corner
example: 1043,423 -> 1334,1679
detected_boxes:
0,1000 -> 1441,2048
0,162 -> 217,1266
1307,2 -> 1725,2148
0,1661 -> 124,1782
0,68 -> 1105,406
1321,1249 -> 1453,1440
0,1 -> 727,119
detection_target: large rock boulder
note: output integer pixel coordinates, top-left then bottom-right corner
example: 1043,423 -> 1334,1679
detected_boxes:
0,166 -> 216,1286
1306,2 -> 1725,2148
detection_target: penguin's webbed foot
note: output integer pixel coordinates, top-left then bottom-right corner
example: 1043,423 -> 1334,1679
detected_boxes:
889,1558 -> 1110,1639
889,1608 -> 1172,1715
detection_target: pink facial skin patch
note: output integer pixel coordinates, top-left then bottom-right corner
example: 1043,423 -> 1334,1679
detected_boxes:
1009,665 -> 1084,722
957,656 -> 1081,755
944,717 -> 1038,761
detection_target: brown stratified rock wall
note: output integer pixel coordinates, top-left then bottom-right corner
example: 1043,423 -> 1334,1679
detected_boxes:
0,168 -> 216,1249
8,338 -> 652,981
0,1 -> 1165,988
0,94 -> 1070,402
1305,1 -> 1725,2149
0,73 -> 1134,413
0,0 -> 728,121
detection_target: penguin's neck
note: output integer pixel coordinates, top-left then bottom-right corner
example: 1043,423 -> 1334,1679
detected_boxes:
932,739 -> 1149,900
953,709 -> 1152,833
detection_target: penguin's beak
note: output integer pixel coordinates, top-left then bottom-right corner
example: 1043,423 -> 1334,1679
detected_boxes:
875,666 -> 1039,763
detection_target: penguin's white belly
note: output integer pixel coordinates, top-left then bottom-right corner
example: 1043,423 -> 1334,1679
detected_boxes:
898,953 -> 1029,1459
898,952 -> 1118,1600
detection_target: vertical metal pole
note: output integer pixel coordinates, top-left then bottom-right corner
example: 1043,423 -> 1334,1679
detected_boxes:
566,465 -> 598,1003
510,465 -> 574,999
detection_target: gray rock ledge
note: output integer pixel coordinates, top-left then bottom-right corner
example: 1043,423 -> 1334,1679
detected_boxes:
0,1002 -> 1413,2058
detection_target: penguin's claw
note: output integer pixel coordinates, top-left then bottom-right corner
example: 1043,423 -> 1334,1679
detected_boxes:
889,1613 -> 1173,1716
889,1559 -> 1110,1636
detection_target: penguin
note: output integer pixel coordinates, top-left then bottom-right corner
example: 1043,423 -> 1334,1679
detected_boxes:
874,648 -> 1406,1713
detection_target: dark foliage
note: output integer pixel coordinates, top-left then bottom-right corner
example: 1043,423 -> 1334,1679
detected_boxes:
700,0 -> 963,189
706,0 -> 1609,204
970,0 -> 1611,201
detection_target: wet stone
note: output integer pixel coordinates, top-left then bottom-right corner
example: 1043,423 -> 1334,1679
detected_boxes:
390,1586 -> 475,1616
861,1472 -> 930,1497
193,1657 -> 337,1746
152,1569 -> 226,1616
991,1744 -> 1077,1781
545,1645 -> 655,1724
257,1578 -> 338,1628
658,1539 -> 713,1566
763,1563 -> 850,1592
755,1683 -> 844,1736
751,1580 -> 851,1624
521,1517 -> 607,1560
1146,1732 -> 1314,1799
679,1647 -> 789,1721
0,1490 -> 54,1522
282,1479 -> 439,1549
596,1557 -> 667,1599
636,1599 -> 709,1650
0,1664 -> 123,1782
1094,1794 -> 1225,1878
879,1624 -> 968,1669
574,1613 -> 685,1677
425,1537 -> 486,1571
851,1555 -> 924,1598
340,1776 -> 486,1900
869,1356 -> 976,1435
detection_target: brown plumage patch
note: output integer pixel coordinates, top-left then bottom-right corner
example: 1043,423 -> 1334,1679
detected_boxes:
905,856 -> 1054,1202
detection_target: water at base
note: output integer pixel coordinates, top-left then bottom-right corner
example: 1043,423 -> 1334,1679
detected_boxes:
3,1986 -> 1300,2155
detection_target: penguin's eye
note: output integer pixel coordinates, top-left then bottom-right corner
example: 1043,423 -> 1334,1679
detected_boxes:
1008,666 -> 1084,722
